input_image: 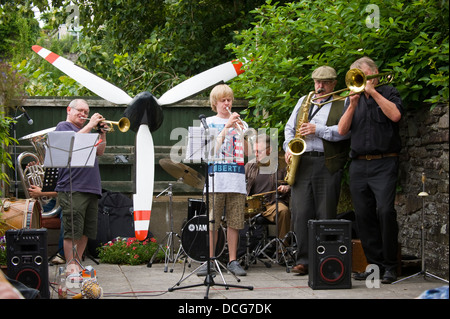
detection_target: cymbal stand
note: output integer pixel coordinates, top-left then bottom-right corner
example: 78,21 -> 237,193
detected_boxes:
147,183 -> 180,272
393,173 -> 448,284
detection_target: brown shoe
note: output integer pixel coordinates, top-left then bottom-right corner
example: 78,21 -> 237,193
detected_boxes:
292,264 -> 308,275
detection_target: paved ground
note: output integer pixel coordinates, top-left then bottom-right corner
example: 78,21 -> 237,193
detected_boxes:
47,259 -> 447,301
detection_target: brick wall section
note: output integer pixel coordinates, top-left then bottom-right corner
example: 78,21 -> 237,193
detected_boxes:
396,104 -> 449,280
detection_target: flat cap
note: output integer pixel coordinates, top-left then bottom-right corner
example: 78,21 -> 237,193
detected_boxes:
311,66 -> 337,80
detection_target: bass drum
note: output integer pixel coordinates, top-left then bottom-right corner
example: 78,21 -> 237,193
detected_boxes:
181,215 -> 225,262
0,198 -> 42,235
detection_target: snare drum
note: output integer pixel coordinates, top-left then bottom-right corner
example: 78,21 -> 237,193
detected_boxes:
1,198 -> 42,235
181,215 -> 225,262
245,196 -> 264,218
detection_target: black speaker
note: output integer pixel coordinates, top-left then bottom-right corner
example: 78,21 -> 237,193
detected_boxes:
308,219 -> 352,290
6,228 -> 50,298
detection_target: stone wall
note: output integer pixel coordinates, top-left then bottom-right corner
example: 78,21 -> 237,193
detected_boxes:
396,104 -> 449,280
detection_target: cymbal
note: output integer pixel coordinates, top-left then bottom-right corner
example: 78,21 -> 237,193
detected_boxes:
159,158 -> 205,189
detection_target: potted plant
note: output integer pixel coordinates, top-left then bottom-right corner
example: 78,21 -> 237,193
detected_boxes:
97,236 -> 164,265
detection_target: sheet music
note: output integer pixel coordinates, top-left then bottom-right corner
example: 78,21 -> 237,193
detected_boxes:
185,126 -> 217,163
44,131 -> 99,168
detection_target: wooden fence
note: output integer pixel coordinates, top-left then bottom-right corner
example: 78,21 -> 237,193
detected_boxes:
6,96 -> 248,196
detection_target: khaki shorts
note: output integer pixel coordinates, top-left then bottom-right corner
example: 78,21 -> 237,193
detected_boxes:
208,193 -> 245,230
58,192 -> 98,240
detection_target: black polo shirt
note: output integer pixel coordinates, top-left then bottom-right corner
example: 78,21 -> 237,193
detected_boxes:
344,85 -> 403,159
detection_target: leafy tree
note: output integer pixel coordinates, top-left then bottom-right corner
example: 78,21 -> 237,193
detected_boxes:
0,2 -> 40,62
17,0 -> 291,99
227,0 -> 449,139
0,62 -> 26,195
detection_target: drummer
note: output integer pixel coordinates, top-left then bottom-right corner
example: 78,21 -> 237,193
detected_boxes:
245,134 -> 291,241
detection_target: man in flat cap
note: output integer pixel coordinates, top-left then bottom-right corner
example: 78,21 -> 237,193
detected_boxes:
283,66 -> 350,275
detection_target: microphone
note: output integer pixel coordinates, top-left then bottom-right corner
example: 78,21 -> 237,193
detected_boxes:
198,114 -> 209,131
20,107 -> 33,125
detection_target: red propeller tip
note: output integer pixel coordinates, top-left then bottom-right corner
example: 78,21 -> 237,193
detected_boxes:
32,45 -> 42,53
232,60 -> 245,75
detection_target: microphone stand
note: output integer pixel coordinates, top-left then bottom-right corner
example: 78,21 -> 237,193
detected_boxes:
169,122 -> 253,298
11,107 -> 28,198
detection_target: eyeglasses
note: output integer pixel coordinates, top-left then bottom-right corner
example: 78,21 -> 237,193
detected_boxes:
72,107 -> 89,115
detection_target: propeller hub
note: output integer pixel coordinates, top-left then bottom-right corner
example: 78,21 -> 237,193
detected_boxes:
124,91 -> 164,132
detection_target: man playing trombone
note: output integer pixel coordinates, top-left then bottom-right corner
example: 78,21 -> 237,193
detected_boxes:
338,56 -> 403,284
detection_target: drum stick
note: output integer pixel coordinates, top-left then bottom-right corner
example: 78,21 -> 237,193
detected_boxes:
251,190 -> 276,197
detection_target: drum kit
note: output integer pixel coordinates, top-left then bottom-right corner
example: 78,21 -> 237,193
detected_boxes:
152,158 -> 297,275
149,159 -> 224,272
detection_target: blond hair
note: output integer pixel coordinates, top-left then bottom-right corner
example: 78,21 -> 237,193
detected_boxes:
209,84 -> 234,112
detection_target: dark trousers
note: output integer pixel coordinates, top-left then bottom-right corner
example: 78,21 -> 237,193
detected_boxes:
290,155 -> 343,265
349,157 -> 399,272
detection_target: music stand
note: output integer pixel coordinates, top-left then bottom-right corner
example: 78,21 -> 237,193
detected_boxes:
44,131 -> 99,273
393,173 -> 448,284
168,125 -> 253,298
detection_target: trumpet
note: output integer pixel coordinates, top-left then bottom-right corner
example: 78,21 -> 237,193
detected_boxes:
311,68 -> 394,107
82,117 -> 130,133
225,107 -> 248,135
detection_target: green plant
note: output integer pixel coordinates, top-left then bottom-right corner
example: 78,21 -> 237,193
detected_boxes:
227,0 -> 449,143
97,236 -> 164,265
0,235 -> 7,266
1,61 -> 22,197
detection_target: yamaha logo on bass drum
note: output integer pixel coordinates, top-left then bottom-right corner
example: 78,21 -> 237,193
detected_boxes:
188,223 -> 207,232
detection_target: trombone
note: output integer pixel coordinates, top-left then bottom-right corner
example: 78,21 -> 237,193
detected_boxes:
81,117 -> 130,133
311,68 -> 394,107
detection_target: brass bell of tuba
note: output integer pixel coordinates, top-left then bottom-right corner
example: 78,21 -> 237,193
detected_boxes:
17,127 -> 60,218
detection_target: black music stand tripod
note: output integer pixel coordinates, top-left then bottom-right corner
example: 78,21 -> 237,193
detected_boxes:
168,127 -> 253,299
393,173 -> 448,284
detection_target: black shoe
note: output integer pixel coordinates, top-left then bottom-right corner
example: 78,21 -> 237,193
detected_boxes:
353,271 -> 372,281
381,270 -> 397,284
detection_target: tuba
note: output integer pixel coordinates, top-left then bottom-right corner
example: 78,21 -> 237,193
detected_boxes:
284,91 -> 314,186
17,127 -> 60,218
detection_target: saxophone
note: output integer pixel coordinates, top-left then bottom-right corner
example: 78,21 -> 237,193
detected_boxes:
284,91 -> 314,185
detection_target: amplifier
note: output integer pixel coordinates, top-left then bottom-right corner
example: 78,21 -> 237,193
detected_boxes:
6,228 -> 49,299
308,219 -> 352,290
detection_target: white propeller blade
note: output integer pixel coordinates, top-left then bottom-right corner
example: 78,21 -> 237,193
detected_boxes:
157,60 -> 246,106
133,124 -> 154,241
32,45 -> 133,105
